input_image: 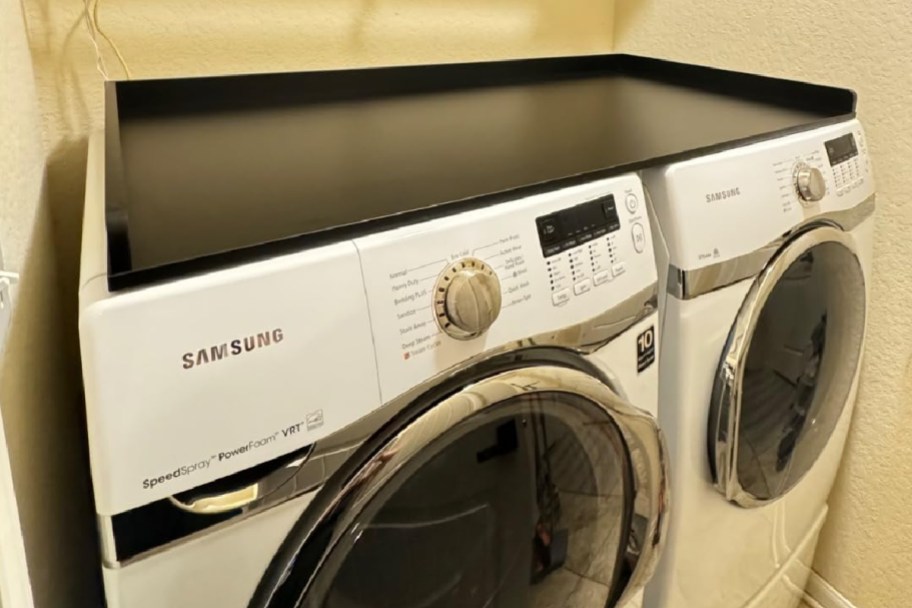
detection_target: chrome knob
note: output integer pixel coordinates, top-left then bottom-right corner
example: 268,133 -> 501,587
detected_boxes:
795,164 -> 826,203
434,257 -> 502,340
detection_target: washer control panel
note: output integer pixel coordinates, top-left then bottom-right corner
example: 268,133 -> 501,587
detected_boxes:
355,173 -> 656,401
535,190 -> 648,308
535,195 -> 620,257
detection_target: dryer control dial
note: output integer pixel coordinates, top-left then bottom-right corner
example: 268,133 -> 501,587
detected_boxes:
434,257 -> 502,340
795,163 -> 826,203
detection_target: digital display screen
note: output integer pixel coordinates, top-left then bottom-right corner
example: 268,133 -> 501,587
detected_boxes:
535,195 -> 620,257
825,134 -> 858,166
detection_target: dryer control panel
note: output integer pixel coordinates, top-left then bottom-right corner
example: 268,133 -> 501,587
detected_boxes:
643,118 -> 874,272
824,132 -> 865,195
771,124 -> 872,215
355,173 -> 656,402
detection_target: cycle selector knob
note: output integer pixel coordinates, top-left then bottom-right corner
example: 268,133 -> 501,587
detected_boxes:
434,257 -> 502,340
795,163 -> 826,203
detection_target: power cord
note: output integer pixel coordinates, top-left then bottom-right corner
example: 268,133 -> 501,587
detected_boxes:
0,271 -> 19,313
82,0 -> 132,79
0,271 -> 18,353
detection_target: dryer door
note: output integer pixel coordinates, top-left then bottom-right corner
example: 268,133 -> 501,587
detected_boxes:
249,365 -> 667,608
709,226 -> 866,507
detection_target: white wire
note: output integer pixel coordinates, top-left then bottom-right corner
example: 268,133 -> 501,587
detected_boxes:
94,0 -> 132,79
83,0 -> 109,79
83,0 -> 132,79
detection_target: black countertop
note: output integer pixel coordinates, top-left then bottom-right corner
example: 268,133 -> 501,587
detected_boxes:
104,54 -> 855,290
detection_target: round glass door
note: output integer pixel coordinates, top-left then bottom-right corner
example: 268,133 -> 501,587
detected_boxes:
251,366 -> 667,608
709,226 -> 866,506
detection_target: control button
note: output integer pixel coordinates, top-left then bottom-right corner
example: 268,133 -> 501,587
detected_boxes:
552,289 -> 571,306
573,279 -> 592,296
631,222 -> 646,253
537,217 -> 561,244
543,244 -> 562,257
795,163 -> 826,203
625,193 -> 639,213
433,257 -> 502,340
594,270 -> 611,286
612,263 -> 626,278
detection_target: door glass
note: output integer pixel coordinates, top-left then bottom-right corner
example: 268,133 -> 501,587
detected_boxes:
302,393 -> 633,608
735,241 -> 865,501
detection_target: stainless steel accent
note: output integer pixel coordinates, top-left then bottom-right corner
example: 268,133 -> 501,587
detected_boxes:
169,486 -> 259,514
709,226 -> 865,508
667,194 -> 874,300
238,282 -> 656,516
97,516 -> 117,564
795,163 -> 827,203
167,445 -> 316,515
433,257 -> 502,340
255,366 -> 669,608
105,281 -> 658,567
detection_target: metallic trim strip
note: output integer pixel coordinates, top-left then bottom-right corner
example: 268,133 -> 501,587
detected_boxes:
708,225 -> 865,508
97,516 -> 117,565
668,195 -> 874,300
167,445 -> 316,515
104,282 -> 658,567
252,366 -> 669,608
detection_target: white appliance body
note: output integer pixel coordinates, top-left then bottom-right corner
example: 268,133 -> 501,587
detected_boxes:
99,317 -> 660,608
80,132 -> 665,608
642,119 -> 874,608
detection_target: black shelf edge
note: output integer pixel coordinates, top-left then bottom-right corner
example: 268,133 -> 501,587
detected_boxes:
102,53 -> 856,292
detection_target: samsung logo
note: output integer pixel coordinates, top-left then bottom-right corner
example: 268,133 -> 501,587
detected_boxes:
705,187 -> 742,203
182,329 -> 284,370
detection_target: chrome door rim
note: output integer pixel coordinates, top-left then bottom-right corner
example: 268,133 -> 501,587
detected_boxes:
709,225 -> 866,508
255,365 -> 669,608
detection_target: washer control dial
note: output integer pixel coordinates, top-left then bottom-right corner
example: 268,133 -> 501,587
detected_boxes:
795,163 -> 826,203
434,258 -> 502,340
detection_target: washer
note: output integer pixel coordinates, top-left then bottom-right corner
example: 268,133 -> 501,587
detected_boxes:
80,130 -> 668,608
641,119 -> 874,608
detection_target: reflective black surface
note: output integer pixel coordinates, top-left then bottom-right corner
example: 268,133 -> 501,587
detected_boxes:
298,394 -> 632,608
105,54 -> 855,289
735,242 -> 865,501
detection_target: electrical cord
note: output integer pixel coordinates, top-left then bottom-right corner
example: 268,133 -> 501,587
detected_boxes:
82,0 -> 132,79
82,0 -> 109,79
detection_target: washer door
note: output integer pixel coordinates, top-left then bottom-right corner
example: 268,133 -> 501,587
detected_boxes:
709,226 -> 866,507
249,365 -> 667,608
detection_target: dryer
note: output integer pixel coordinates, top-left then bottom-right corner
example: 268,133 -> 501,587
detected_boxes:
642,119 -> 874,608
80,131 -> 668,608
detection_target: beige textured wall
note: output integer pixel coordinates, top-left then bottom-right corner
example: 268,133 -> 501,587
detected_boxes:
1,0 -> 44,274
1,0 -> 100,605
615,2 -> 912,606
